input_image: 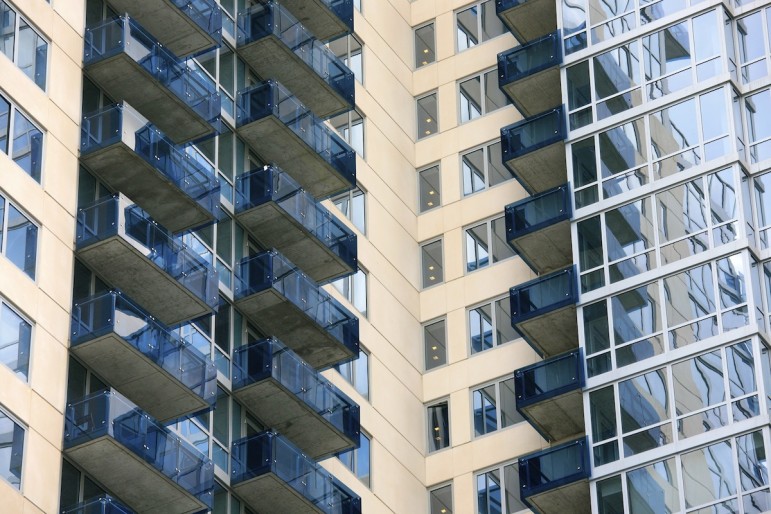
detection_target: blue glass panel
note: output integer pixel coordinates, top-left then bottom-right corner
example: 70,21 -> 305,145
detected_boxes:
498,32 -> 561,88
515,349 -> 584,409
11,108 -> 43,181
518,437 -> 590,499
505,183 -> 571,240
501,107 -> 566,162
171,0 -> 223,43
326,0 -> 354,32
510,266 -> 578,324
61,495 -> 134,514
0,303 -> 31,381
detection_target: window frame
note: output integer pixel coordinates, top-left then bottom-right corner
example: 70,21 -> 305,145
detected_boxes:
468,295 -> 517,354
455,0 -> 506,53
0,2 -> 49,91
339,429 -> 371,487
331,266 -> 368,317
330,109 -> 365,158
336,346 -> 370,400
429,483 -> 454,514
475,459 -> 528,514
328,34 -> 364,84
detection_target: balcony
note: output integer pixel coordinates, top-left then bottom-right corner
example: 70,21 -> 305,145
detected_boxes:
518,438 -> 591,514
233,337 -> 360,459
234,251 -> 359,369
498,33 -> 562,117
501,107 -> 566,194
279,0 -> 353,41
76,195 -> 218,326
496,0 -> 557,44
80,103 -> 220,233
70,291 -> 216,422
515,350 -> 584,442
64,390 -> 214,514
61,496 -> 133,514
235,166 -> 357,283
102,0 -> 222,57
235,81 -> 356,199
231,431 -> 361,514
510,267 -> 578,358
236,2 -> 354,119
83,16 -> 220,144
505,184 -> 571,275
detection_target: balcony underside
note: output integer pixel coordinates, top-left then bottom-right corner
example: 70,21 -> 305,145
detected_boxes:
236,202 -> 353,283
85,55 -> 213,144
499,0 -> 556,43
64,437 -> 207,514
503,67 -> 561,118
233,473 -> 327,514
516,305 -> 577,358
525,479 -> 591,514
234,288 -> 355,369
280,0 -> 350,41
234,378 -> 356,459
521,389 -> 584,443
71,333 -> 209,423
104,0 -> 217,57
238,36 -> 351,119
77,237 -> 212,326
80,143 -> 214,234
237,115 -> 352,199
505,141 -> 566,194
511,220 -> 571,275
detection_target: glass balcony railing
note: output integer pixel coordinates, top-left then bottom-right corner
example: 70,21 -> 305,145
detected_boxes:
324,0 -> 354,33
236,1 -> 354,108
76,195 -> 219,311
71,291 -> 217,408
235,165 -> 357,273
172,0 -> 223,41
498,32 -> 561,88
233,337 -> 360,445
506,184 -> 570,239
81,103 -> 220,222
510,266 -> 577,324
515,349 -> 583,409
61,496 -> 133,514
64,390 -> 214,509
236,80 -> 356,191
519,437 -> 590,499
231,431 -> 361,514
501,106 -> 565,162
234,251 -> 359,358
83,16 -> 220,128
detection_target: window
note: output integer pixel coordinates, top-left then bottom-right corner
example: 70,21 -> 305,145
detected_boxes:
462,142 -> 512,196
328,35 -> 363,83
459,70 -> 508,123
417,92 -> 438,139
0,408 -> 23,489
476,462 -> 527,514
0,3 -> 47,89
330,110 -> 364,157
430,484 -> 453,514
469,297 -> 517,353
332,268 -> 367,316
419,165 -> 441,212
424,319 -> 447,370
472,378 -> 521,436
0,95 -> 43,182
339,431 -> 370,486
465,217 -> 514,272
354,0 -> 361,11
456,1 -> 505,52
0,299 -> 30,381
422,239 -> 443,288
0,194 -> 37,279
428,401 -> 449,452
415,22 -> 435,68
332,187 -> 366,234
337,347 -> 369,400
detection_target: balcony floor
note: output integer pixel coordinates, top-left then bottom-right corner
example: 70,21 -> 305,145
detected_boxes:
233,473 -> 326,514
64,437 -> 207,514
77,236 -> 212,326
234,378 -> 356,459
521,389 -> 584,443
517,305 -> 577,358
503,67 -> 560,118
81,143 -> 214,234
236,202 -> 353,283
526,480 -> 591,514
511,220 -> 571,275
280,0 -> 350,41
499,0 -> 557,43
71,333 -> 210,423
505,141 -> 566,194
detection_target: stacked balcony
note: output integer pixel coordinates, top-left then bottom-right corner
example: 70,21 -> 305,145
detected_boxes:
498,32 -> 561,117
232,337 -> 360,459
279,0 -> 354,41
505,184 -> 572,274
496,0 -> 557,44
70,291 -> 216,422
64,389 -> 214,514
62,496 -> 133,514
83,15 -> 220,144
510,266 -> 578,357
236,1 -> 354,119
515,350 -> 584,442
233,250 -> 359,369
80,102 -> 220,233
235,80 -> 356,199
75,194 -> 218,326
518,438 -> 591,514
102,0 -> 222,57
231,431 -> 361,514
235,165 -> 357,283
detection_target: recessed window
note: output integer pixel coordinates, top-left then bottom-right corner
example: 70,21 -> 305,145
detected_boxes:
430,484 -> 453,514
332,268 -> 368,317
459,70 -> 509,123
339,430 -> 371,486
427,401 -> 450,452
417,92 -> 438,139
328,35 -> 363,83
330,110 -> 365,157
462,142 -> 512,196
465,216 -> 514,272
336,347 -> 370,400
469,297 -> 517,354
0,193 -> 38,279
419,165 -> 441,212
0,95 -> 43,182
422,239 -> 444,288
0,2 -> 47,89
472,377 -> 522,436
424,318 -> 447,370
476,462 -> 527,514
332,187 -> 366,235
415,22 -> 435,68
456,1 -> 505,52
0,408 -> 24,489
0,299 -> 31,381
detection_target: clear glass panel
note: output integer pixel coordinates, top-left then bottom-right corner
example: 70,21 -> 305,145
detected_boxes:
430,484 -> 453,514
11,109 -> 40,181
476,469 -> 501,514
664,263 -> 716,327
484,70 -> 507,113
0,3 -> 14,61
590,386 -> 617,442
457,6 -> 479,51
726,341 -> 756,399
612,283 -> 660,345
499,378 -> 521,428
491,217 -> 514,263
17,19 -> 46,89
480,0 -> 504,42
597,476 -> 623,514
504,463 -> 526,513
487,142 -> 512,187
495,298 -> 517,346
0,410 -> 22,489
736,431 -> 767,492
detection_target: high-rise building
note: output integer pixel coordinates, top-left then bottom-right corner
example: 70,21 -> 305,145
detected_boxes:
1,0 -> 768,513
